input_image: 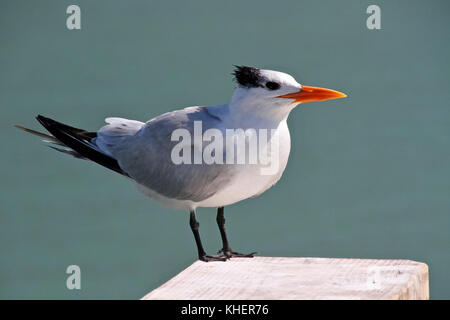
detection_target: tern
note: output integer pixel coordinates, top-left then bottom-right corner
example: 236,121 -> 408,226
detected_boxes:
16,66 -> 346,262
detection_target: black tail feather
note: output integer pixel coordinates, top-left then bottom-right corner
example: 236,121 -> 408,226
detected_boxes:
35,115 -> 128,177
14,124 -> 64,146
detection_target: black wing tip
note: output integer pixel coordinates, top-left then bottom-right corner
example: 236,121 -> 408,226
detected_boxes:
16,117 -> 49,130
34,115 -> 128,177
36,115 -> 54,127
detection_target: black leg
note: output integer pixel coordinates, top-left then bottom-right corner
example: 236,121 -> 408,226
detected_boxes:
189,210 -> 226,262
216,206 -> 256,259
216,207 -> 230,253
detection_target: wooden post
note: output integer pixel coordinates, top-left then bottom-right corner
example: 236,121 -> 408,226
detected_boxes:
142,257 -> 429,300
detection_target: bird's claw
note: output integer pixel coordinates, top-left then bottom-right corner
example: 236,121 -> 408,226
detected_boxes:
217,249 -> 257,259
199,254 -> 228,262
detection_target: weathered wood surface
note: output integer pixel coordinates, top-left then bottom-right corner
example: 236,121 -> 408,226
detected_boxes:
142,257 -> 429,300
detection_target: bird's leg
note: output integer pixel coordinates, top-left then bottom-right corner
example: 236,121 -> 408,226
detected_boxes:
216,207 -> 256,259
189,210 -> 226,262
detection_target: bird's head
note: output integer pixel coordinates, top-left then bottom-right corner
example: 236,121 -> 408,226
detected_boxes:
230,66 -> 346,122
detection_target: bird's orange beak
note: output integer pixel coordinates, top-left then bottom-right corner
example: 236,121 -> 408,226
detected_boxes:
277,85 -> 347,103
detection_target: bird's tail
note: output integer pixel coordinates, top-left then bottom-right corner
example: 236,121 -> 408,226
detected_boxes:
15,115 -> 128,176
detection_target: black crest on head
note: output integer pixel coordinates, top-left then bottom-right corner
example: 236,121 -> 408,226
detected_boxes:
233,65 -> 263,88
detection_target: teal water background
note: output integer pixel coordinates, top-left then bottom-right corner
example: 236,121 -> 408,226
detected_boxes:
1,0 -> 449,299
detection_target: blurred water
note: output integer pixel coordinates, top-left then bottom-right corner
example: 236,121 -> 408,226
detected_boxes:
1,0 -> 449,299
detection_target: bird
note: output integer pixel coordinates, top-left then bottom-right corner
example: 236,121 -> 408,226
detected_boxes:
16,66 -> 346,262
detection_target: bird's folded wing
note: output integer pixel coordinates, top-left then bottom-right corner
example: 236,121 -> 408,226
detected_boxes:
100,106 -> 236,202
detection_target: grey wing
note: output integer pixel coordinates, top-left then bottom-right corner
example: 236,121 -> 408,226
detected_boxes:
107,106 -> 235,202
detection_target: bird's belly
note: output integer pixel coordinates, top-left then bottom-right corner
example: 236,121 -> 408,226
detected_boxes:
197,167 -> 284,207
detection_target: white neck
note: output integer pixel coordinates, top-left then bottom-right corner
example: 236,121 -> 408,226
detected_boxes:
228,89 -> 296,128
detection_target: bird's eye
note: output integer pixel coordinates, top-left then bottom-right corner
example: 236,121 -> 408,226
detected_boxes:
266,81 -> 280,90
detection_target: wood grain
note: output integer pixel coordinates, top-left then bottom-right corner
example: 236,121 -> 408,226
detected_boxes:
142,257 -> 429,300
